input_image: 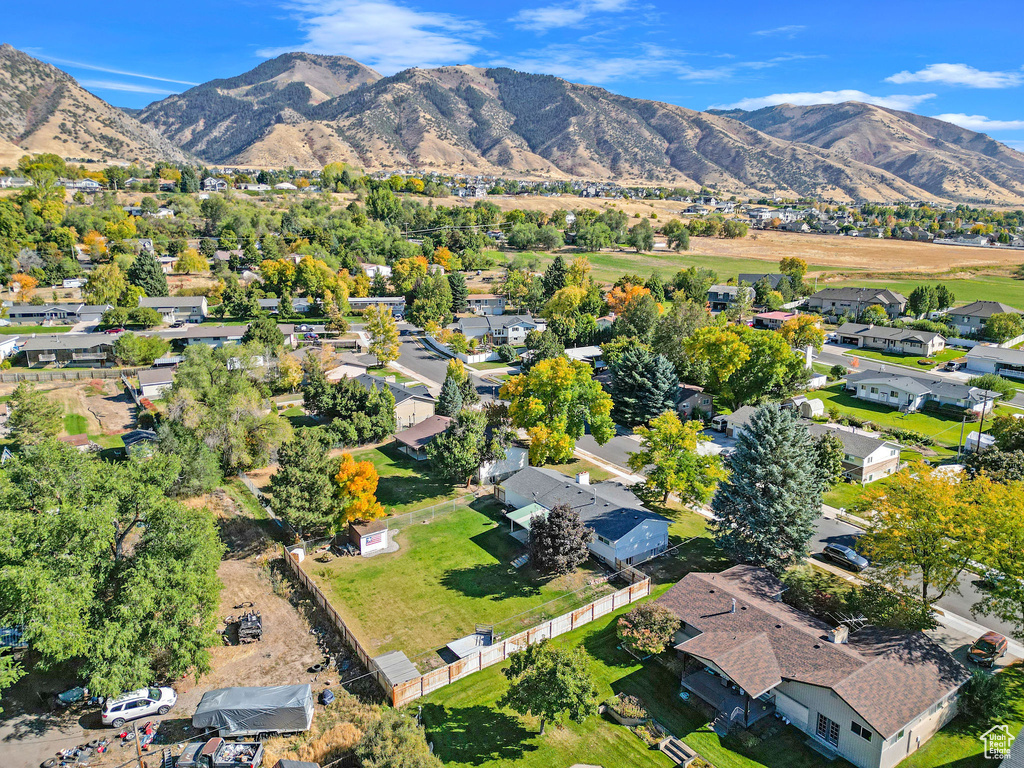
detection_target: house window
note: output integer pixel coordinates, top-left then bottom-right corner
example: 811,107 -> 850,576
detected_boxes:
870,387 -> 878,394
596,535 -> 611,546
851,722 -> 872,741
816,713 -> 840,747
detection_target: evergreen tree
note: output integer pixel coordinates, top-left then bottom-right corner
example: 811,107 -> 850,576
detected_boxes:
436,375 -> 464,417
542,255 -> 567,298
427,410 -> 486,487
813,431 -> 846,489
529,503 -> 593,575
447,272 -> 469,313
269,430 -> 337,535
241,313 -> 285,349
126,251 -> 168,296
609,347 -> 678,427
710,404 -> 823,574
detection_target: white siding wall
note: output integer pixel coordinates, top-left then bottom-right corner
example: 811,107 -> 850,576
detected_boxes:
613,520 -> 670,563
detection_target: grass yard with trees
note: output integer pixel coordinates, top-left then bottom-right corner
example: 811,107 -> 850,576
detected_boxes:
306,500 -> 618,661
842,347 -> 964,369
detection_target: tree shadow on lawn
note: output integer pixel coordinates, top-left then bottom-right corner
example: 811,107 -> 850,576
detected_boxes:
440,533 -> 545,603
643,537 -> 732,586
422,703 -> 536,766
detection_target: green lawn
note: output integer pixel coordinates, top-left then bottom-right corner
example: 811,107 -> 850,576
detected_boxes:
544,456 -> 617,483
307,503 -> 616,660
351,444 -> 470,514
812,384 -> 1008,449
526,250 -> 842,285
420,594 -> 848,768
63,413 -> 88,435
468,359 -> 516,371
380,368 -> 419,385
823,479 -> 885,512
0,325 -> 72,334
831,274 -> 1024,307
842,347 -> 963,369
899,667 -> 1024,768
90,434 -> 125,449
281,406 -> 305,417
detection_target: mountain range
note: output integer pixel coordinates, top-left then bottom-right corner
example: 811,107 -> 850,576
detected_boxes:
0,44 -> 188,167
3,44 -> 1024,204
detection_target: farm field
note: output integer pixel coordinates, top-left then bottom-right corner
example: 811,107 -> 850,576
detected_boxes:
306,501 -> 618,663
829,273 -> 1024,306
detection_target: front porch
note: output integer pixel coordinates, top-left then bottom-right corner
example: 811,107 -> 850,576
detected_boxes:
679,667 -> 775,731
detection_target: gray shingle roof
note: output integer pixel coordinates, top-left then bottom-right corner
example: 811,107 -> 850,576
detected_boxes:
19,333 -> 113,352
846,370 -> 994,401
811,287 -> 907,305
950,300 -> 1022,319
836,322 -> 943,344
354,374 -> 434,405
500,466 -> 669,541
139,296 -> 206,309
965,345 -> 1024,367
454,314 -> 538,332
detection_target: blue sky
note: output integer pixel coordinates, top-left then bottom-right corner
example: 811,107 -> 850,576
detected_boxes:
9,0 -> 1024,149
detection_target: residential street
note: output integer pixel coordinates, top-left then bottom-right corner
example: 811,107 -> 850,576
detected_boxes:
394,328 -> 498,402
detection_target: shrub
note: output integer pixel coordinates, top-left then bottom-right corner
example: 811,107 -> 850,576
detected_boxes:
496,344 -> 518,363
616,603 -> 680,657
959,670 -> 1010,726
829,364 -> 848,380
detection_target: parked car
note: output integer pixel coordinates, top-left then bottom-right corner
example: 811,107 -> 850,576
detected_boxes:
944,361 -> 964,372
298,324 -> 312,332
822,543 -> 869,572
170,320 -> 185,328
103,327 -> 126,334
303,332 -> 319,341
101,687 -> 177,727
969,631 -> 1008,667
825,332 -> 838,343
710,415 -> 728,432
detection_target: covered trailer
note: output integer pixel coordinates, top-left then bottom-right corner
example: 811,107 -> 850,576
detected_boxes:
192,685 -> 313,738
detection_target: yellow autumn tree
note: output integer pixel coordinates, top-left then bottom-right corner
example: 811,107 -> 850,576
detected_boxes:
82,230 -> 107,260
174,247 -> 209,274
779,315 -> 824,352
606,283 -> 650,315
432,246 -> 453,271
11,273 -> 38,298
334,452 -> 386,526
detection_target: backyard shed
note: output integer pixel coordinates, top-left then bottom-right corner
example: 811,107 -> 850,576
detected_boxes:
348,519 -> 392,556
374,650 -> 419,688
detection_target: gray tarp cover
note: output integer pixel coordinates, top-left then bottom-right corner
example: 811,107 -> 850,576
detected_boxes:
192,685 -> 313,735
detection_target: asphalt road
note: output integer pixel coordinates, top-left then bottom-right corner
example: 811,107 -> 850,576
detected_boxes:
395,329 -> 498,402
811,515 -> 1015,639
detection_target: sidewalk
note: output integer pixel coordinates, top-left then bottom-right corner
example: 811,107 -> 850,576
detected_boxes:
573,446 -> 644,483
388,360 -> 441,389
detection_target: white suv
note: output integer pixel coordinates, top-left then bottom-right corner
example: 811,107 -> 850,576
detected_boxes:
101,687 -> 177,727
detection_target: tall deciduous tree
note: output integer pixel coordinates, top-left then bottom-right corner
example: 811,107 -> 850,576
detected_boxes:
529,503 -> 592,575
365,303 -> 400,367
334,452 -> 386,524
498,641 -> 598,736
779,315 -> 825,352
609,347 -> 678,427
84,263 -> 126,305
628,411 -> 726,504
501,357 -> 614,465
859,464 -> 989,606
8,382 -> 62,446
241,313 -> 285,349
971,480 -> 1024,640
710,404 -> 823,574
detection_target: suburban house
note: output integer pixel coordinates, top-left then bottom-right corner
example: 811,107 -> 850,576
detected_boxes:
478,440 -> 529,484
393,415 -> 451,461
451,315 -> 546,345
136,367 -> 175,399
565,345 -> 606,370
964,345 -> 1024,380
947,301 -> 1022,336
845,371 -> 999,414
739,273 -> 789,292
0,336 -> 19,362
184,325 -> 246,347
707,285 -> 754,312
4,302 -> 112,325
361,264 -> 392,280
202,177 -> 228,192
497,467 -> 671,568
355,373 -> 435,429
139,296 -> 208,324
677,385 -> 713,419
723,407 -> 900,483
753,311 -> 800,330
20,333 -> 115,367
349,296 -> 406,316
836,323 -> 946,357
657,566 -> 968,768
258,296 -> 312,315
466,294 -> 507,316
807,288 -> 907,320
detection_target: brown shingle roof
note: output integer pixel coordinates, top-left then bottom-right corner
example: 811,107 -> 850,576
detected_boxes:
393,415 -> 451,450
657,566 -> 968,738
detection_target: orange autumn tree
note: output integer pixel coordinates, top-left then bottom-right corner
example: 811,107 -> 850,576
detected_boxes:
11,273 -> 38,299
605,283 -> 649,316
334,452 -> 385,527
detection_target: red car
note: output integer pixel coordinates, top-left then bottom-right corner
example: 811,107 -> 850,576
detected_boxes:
103,327 -> 126,334
969,631 -> 1008,667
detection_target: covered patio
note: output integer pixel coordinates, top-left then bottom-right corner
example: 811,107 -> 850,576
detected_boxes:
503,502 -> 549,545
680,667 -> 776,729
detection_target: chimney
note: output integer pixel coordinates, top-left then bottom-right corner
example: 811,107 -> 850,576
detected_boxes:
731,598 -> 736,614
829,626 -> 849,644
576,471 -> 590,486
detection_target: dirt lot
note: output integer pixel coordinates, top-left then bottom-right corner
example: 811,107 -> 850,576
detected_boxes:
0,491 -> 375,768
0,380 -> 136,438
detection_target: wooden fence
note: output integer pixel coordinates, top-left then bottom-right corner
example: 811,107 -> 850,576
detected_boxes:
282,544 -> 650,707
0,368 -> 139,383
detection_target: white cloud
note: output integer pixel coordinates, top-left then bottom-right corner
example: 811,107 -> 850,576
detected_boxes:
257,0 -> 486,74
37,55 -> 199,85
752,25 -> 806,37
886,63 -> 1023,89
511,0 -> 632,32
713,89 -> 936,112
932,113 -> 1024,131
491,44 -> 733,84
78,79 -> 179,95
